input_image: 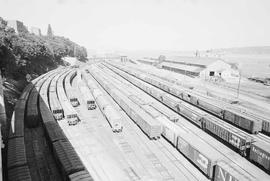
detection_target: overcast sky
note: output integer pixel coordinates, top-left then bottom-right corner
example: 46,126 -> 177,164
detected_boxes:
0,0 -> 270,51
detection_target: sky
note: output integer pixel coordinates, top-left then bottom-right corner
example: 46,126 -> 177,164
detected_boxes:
0,0 -> 270,52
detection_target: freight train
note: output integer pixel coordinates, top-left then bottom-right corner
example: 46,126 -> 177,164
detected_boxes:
89,64 -> 270,180
105,62 -> 270,173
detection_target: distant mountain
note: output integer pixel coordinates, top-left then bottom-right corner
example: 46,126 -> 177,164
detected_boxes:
207,46 -> 270,55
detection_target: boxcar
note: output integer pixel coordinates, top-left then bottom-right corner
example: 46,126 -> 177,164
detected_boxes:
249,140 -> 270,172
25,89 -> 40,128
202,115 -> 253,156
177,102 -> 205,127
52,140 -> 85,178
214,160 -> 255,181
223,108 -> 262,134
9,100 -> 26,139
160,93 -> 179,111
103,106 -> 123,132
8,165 -> 32,181
7,137 -> 27,169
197,97 -> 224,118
68,170 -> 94,181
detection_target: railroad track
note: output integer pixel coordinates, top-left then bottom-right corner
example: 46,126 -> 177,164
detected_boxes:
6,62 -> 270,181
104,62 -> 270,171
96,62 -> 270,179
7,68 -> 93,181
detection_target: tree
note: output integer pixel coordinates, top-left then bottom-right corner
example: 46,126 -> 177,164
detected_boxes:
47,24 -> 53,37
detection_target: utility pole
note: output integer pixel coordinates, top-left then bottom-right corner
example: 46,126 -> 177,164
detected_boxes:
237,71 -> 242,99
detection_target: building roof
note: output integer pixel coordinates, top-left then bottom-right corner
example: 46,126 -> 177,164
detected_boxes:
166,56 -> 222,67
160,62 -> 204,73
137,58 -> 158,63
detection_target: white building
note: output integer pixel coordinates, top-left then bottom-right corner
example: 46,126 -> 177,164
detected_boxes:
199,59 -> 240,81
163,56 -> 240,81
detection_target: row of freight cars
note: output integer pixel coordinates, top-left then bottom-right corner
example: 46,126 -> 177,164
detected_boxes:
64,70 -> 80,107
104,63 -> 254,153
89,64 -> 270,181
89,66 -> 162,137
77,73 -> 97,110
8,68 -> 94,180
7,70 -> 55,181
104,62 -> 270,174
39,69 -> 94,180
56,70 -> 80,126
107,61 -> 269,135
82,70 -> 123,132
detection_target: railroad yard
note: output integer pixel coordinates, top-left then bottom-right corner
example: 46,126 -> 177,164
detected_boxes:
6,60 -> 270,181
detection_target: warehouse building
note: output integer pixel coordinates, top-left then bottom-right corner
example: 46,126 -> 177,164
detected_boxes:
161,56 -> 239,81
137,58 -> 159,66
160,62 -> 204,77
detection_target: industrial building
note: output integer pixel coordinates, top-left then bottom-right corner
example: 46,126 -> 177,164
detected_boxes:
120,56 -> 128,62
137,58 -> 159,65
7,20 -> 28,34
160,56 -> 240,81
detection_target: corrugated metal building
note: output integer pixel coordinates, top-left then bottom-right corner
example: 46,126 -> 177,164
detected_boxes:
160,62 -> 204,77
161,56 -> 239,80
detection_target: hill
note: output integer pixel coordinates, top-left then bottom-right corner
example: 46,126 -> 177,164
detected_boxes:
0,16 -> 88,130
0,17 -> 87,82
205,46 -> 270,55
